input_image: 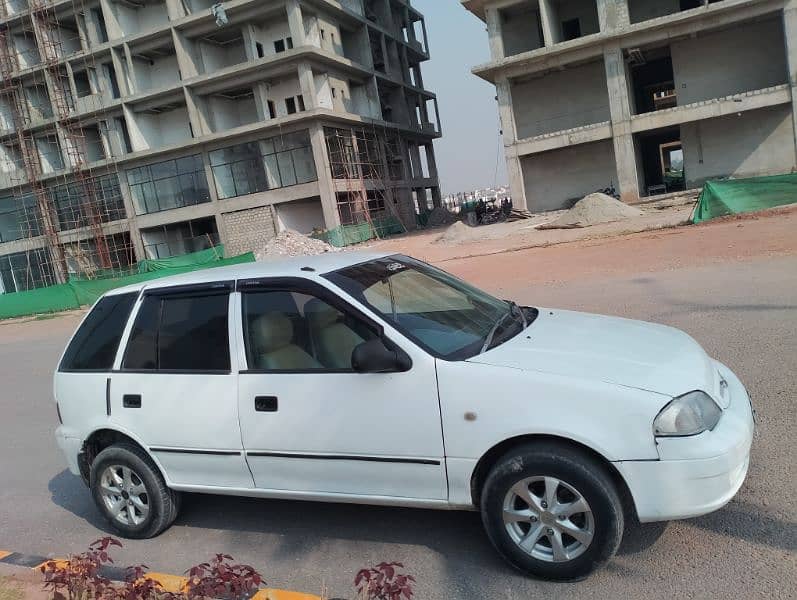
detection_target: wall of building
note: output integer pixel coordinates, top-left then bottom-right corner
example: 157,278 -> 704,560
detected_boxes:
628,0 -> 680,24
512,59 -> 610,138
555,0 -> 600,37
130,106 -> 192,150
275,197 -> 325,233
681,105 -> 796,186
251,19 -> 293,57
207,94 -> 260,132
501,4 -> 544,56
672,18 -> 788,105
521,139 -> 617,212
221,205 -> 278,255
131,54 -> 181,93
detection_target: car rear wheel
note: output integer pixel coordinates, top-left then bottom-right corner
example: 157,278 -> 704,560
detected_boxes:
480,442 -> 624,580
89,443 -> 179,539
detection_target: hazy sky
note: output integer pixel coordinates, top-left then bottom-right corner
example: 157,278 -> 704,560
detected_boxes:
413,0 -> 508,195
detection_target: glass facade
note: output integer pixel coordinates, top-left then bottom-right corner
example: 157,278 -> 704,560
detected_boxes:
210,130 -> 316,200
0,248 -> 57,294
0,193 -> 40,243
50,174 -> 126,231
127,154 -> 210,215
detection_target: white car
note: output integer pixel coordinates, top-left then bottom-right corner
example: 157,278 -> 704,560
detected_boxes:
54,253 -> 754,580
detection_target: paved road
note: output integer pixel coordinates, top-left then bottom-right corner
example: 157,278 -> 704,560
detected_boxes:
1,252 -> 795,599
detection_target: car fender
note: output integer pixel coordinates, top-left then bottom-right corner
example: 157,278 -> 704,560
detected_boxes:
436,359 -> 665,506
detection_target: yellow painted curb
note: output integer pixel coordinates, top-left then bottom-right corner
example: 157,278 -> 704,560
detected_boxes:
33,558 -> 69,571
143,572 -> 189,593
0,551 -> 11,560
253,589 -> 322,600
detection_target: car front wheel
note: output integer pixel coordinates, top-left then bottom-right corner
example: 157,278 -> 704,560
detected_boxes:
480,442 -> 624,580
89,443 -> 180,539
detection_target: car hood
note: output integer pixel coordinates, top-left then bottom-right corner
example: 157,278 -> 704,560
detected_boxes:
468,309 -> 717,398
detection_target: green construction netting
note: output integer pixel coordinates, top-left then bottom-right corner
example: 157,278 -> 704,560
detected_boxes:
0,246 -> 255,320
692,173 -> 797,223
317,216 -> 404,247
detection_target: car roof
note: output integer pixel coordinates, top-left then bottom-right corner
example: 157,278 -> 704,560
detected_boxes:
106,250 -> 394,296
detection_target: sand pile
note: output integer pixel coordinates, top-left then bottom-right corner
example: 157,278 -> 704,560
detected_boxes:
538,193 -> 643,229
434,220 -> 474,244
256,230 -> 338,260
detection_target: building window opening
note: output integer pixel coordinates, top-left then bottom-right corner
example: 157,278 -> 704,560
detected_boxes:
627,46 -> 676,114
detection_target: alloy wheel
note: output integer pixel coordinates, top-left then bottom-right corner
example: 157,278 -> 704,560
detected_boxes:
502,476 -> 595,563
99,464 -> 150,526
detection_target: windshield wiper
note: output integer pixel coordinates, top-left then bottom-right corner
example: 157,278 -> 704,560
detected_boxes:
481,301 -> 526,354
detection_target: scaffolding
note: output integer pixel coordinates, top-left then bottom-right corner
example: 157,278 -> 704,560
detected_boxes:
0,0 -> 133,294
324,124 -> 408,241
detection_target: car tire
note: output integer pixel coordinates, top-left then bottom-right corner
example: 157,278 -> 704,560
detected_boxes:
480,442 -> 624,581
89,443 -> 180,539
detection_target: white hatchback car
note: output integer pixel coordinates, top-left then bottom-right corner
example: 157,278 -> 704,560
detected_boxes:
54,253 -> 754,580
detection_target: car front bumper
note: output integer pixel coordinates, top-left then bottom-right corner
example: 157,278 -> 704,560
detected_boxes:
614,361 -> 754,523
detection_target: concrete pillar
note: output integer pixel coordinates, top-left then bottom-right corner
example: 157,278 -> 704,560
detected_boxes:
604,43 -> 639,203
98,0 -> 122,40
109,47 -> 131,96
309,123 -> 341,230
297,61 -> 317,109
597,0 -> 630,32
495,77 -> 517,144
538,0 -> 558,46
783,1 -> 797,166
172,29 -> 199,79
506,151 -> 527,211
165,0 -> 184,20
286,0 -> 306,46
183,87 -> 209,136
485,6 -> 505,61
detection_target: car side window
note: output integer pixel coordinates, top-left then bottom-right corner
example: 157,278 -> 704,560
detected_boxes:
60,292 -> 138,371
242,290 -> 378,371
123,292 -> 230,372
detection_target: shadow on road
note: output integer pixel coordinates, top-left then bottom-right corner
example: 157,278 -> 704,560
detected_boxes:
49,468 -> 696,565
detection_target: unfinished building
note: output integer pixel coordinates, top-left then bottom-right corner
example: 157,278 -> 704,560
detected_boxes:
462,0 -> 797,211
0,0 -> 441,294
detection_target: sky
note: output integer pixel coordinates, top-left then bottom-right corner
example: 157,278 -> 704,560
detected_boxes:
412,0 -> 508,195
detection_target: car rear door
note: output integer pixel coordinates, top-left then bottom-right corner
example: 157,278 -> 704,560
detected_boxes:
234,277 -> 448,502
110,282 -> 252,489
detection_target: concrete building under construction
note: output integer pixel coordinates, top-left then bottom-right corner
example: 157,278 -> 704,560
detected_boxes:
0,0 -> 441,293
462,0 -> 797,212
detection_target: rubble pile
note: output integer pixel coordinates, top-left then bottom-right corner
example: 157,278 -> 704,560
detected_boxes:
427,206 -> 457,226
256,230 -> 338,260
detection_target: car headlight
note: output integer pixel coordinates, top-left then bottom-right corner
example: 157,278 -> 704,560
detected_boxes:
653,391 -> 722,437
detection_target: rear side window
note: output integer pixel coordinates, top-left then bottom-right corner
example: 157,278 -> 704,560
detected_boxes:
60,292 -> 138,371
123,292 -> 230,372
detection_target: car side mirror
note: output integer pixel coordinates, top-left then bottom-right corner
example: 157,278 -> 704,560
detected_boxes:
351,338 -> 411,373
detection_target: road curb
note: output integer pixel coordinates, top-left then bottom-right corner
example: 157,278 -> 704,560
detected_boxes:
0,550 -> 322,600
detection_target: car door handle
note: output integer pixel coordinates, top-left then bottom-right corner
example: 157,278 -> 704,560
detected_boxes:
123,394 -> 142,408
254,396 -> 278,412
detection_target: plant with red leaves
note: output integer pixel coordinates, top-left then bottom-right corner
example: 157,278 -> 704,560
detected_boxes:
40,537 -> 121,600
117,565 -> 181,600
184,554 -> 264,600
354,562 -> 415,600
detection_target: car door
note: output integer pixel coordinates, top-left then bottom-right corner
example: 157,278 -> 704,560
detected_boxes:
110,281 -> 253,489
234,277 -> 448,502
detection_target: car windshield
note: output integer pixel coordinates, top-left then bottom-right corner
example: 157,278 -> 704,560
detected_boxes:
324,255 -> 535,360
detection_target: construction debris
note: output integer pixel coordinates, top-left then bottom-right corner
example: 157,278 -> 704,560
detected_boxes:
427,206 -> 458,226
256,230 -> 338,260
537,193 -> 643,229
506,208 -> 534,222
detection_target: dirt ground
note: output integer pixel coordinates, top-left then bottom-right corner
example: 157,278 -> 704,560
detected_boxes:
369,201 -> 795,266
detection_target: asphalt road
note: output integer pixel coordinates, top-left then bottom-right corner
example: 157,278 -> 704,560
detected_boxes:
0,253 -> 795,599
